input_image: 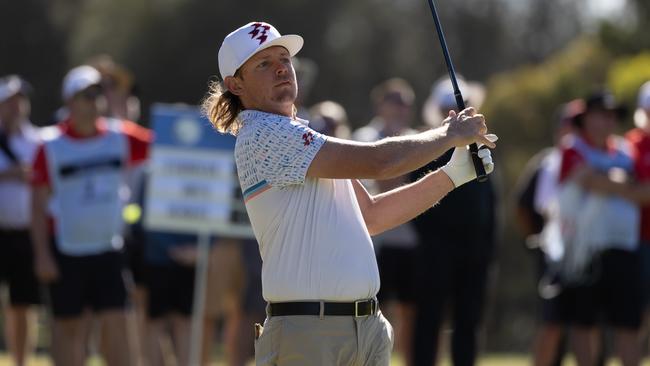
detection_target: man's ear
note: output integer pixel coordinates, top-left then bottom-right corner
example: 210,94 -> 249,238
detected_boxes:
224,76 -> 244,96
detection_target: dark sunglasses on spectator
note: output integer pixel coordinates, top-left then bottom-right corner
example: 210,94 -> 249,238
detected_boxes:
77,85 -> 103,100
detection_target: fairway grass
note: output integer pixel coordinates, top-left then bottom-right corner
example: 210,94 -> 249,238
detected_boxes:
1,353 -> 649,366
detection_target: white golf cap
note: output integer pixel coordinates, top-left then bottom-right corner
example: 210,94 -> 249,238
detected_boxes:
638,81 -> 650,110
218,22 -> 303,80
0,75 -> 32,103
62,65 -> 102,101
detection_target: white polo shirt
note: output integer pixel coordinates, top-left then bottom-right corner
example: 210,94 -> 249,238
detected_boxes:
235,110 -> 380,302
0,122 -> 41,229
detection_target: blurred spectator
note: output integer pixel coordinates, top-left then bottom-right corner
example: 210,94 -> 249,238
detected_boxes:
88,54 -> 141,122
626,81 -> 650,357
410,76 -> 496,366
513,100 -> 579,366
0,75 -> 42,366
309,100 -> 351,139
122,168 -> 195,365
30,65 -> 151,366
89,54 -> 148,365
352,78 -> 419,364
422,76 -> 485,129
126,152 -> 264,366
553,91 -> 640,366
203,238 -> 265,366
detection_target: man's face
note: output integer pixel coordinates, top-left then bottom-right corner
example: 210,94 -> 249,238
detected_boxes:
68,85 -> 105,121
377,94 -> 412,129
0,93 -> 30,124
583,109 -> 617,145
227,46 -> 298,116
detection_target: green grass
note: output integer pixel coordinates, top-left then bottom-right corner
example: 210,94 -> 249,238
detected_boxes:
3,354 -> 650,366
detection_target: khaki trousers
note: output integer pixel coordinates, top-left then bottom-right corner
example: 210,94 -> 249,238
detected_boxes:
255,311 -> 394,366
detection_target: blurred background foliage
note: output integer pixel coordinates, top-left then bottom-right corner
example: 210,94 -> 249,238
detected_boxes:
2,0 -> 650,353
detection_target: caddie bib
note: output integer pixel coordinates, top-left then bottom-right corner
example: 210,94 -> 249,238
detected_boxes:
44,119 -> 128,256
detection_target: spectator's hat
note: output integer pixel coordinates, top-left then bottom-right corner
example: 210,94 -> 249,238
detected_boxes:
572,90 -> 627,127
635,81 -> 650,128
0,75 -> 33,103
422,76 -> 485,127
62,65 -> 102,101
218,22 -> 303,80
558,99 -> 585,126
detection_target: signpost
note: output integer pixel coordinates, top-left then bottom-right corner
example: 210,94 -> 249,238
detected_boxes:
144,103 -> 253,366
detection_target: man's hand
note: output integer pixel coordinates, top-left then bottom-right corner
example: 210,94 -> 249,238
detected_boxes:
444,108 -> 496,149
441,134 -> 497,187
0,165 -> 32,182
35,251 -> 59,283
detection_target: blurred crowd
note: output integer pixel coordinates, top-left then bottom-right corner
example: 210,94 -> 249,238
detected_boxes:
0,57 -> 265,366
0,53 -> 649,366
515,86 -> 650,366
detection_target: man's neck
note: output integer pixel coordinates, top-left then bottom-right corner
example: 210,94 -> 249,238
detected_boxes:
69,115 -> 98,137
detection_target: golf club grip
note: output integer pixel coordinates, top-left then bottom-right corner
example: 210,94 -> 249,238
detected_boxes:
428,0 -> 488,183
469,142 -> 488,182
455,94 -> 487,182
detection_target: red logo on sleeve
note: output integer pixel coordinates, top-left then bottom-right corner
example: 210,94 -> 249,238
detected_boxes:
302,132 -> 314,146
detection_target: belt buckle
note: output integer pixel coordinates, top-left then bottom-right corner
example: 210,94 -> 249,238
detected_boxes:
354,300 -> 371,317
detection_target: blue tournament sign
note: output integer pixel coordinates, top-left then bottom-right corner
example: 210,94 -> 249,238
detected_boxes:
144,103 -> 253,237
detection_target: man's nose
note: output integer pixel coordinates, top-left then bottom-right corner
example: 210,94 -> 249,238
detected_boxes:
275,62 -> 288,76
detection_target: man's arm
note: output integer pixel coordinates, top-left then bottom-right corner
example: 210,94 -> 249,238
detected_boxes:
352,171 -> 454,236
30,146 -> 58,283
31,185 -> 59,283
353,146 -> 494,235
579,170 -> 650,204
308,108 -> 494,180
627,183 -> 650,204
0,165 -> 30,182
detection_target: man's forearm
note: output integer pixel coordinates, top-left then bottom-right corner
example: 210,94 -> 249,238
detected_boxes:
360,169 -> 454,235
31,187 -> 51,258
371,127 -> 455,179
628,183 -> 650,204
0,168 -> 19,181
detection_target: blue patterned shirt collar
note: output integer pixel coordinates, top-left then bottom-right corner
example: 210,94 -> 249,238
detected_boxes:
239,109 -> 310,127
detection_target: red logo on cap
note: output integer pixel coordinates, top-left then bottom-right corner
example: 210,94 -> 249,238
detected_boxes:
249,23 -> 271,45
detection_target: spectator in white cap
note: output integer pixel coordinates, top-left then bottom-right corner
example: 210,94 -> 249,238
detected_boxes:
31,65 -> 151,366
0,74 -> 42,366
202,21 -> 496,365
422,75 -> 485,128
309,100 -> 350,139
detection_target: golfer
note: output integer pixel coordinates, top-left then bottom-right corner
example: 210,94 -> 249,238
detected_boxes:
203,21 -> 497,366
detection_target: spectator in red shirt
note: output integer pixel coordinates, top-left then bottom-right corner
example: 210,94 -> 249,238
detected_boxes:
556,91 -> 641,366
626,81 -> 650,355
31,65 -> 150,366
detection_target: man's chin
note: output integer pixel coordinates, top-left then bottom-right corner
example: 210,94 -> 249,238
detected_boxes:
274,91 -> 298,104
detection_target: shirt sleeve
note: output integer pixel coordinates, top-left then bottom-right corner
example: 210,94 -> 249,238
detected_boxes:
254,120 -> 326,187
121,120 -> 152,166
31,144 -> 50,187
558,147 -> 584,183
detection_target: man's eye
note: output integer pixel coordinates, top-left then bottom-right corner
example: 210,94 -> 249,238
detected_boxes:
258,61 -> 268,68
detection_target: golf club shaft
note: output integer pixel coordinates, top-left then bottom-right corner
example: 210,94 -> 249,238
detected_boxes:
426,0 -> 488,182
